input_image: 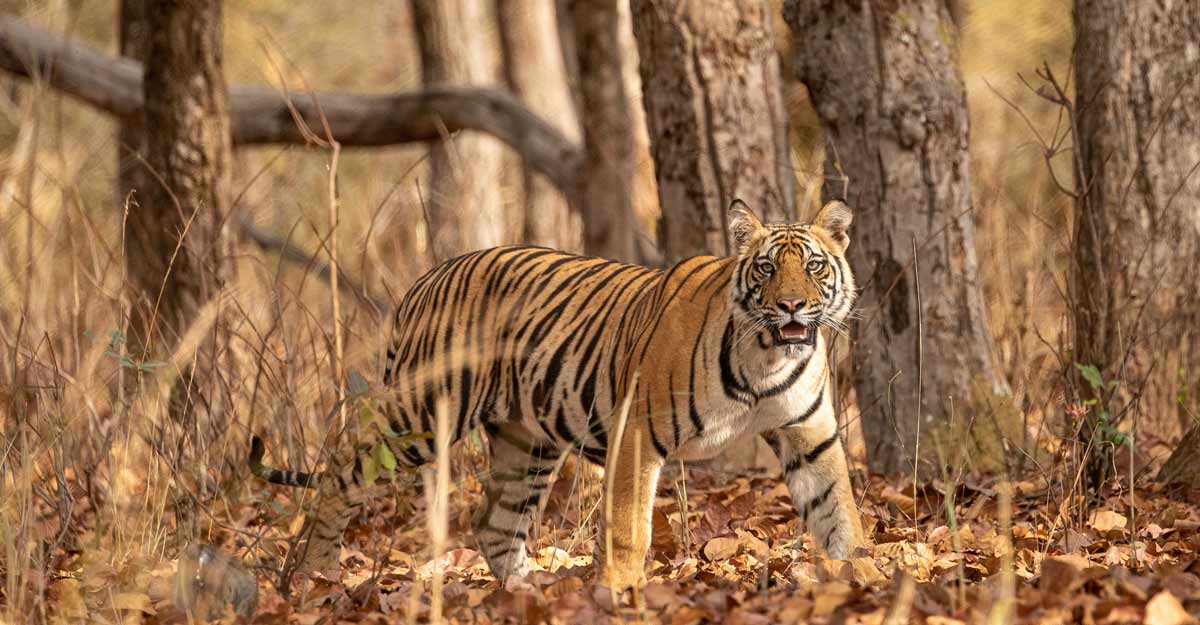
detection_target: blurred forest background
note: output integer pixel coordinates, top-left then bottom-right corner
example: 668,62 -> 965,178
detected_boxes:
1,0 -> 1198,623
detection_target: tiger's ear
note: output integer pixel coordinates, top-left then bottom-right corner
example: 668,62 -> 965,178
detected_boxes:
728,199 -> 765,255
814,200 -> 853,252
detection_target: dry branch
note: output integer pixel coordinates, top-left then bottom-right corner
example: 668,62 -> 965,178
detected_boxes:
238,217 -> 388,313
0,16 -> 582,193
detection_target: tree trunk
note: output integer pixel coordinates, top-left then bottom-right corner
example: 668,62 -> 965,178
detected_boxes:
570,0 -> 636,262
1073,1 -> 1200,485
116,0 -> 148,210
497,0 -> 583,252
629,0 -> 796,264
1159,423 -> 1200,487
625,0 -> 794,476
412,0 -> 506,258
128,0 -> 233,369
785,0 -> 1010,475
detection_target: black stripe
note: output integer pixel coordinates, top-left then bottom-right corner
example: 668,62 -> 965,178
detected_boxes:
719,319 -> 754,405
647,414 -> 670,459
802,482 -> 836,520
784,384 -> 825,427
669,370 -> 680,448
685,297 -> 716,436
497,491 -> 542,515
804,433 -> 839,464
757,354 -> 812,399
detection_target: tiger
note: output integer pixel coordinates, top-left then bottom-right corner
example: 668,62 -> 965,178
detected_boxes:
249,200 -> 866,589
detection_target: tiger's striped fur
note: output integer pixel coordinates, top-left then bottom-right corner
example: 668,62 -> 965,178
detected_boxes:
250,201 -> 866,588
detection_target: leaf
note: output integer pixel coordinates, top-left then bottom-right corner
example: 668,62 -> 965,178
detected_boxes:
360,450 -> 378,484
1039,554 -> 1091,590
1075,363 -> 1104,389
1145,591 -> 1193,625
880,485 -> 917,516
376,442 -> 397,473
651,509 -> 679,559
346,369 -> 369,397
111,592 -> 154,613
702,536 -> 741,561
1088,509 -> 1128,533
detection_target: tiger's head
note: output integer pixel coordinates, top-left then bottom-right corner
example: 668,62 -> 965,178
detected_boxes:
728,200 -> 856,352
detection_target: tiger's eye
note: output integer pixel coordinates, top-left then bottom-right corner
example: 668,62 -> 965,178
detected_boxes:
756,260 -> 775,275
806,258 -> 825,272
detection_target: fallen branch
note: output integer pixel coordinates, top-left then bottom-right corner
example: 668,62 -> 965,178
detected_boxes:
0,16 -> 582,193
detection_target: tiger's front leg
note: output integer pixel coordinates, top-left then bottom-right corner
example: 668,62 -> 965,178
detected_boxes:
601,419 -> 664,590
765,421 -> 866,559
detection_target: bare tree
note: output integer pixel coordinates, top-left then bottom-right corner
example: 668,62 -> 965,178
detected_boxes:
126,0 -> 234,387
412,0 -> 506,258
785,0 -> 1010,475
570,0 -> 636,262
498,0 -> 583,252
1071,1 -> 1200,486
629,0 -> 796,263
116,0 -> 148,209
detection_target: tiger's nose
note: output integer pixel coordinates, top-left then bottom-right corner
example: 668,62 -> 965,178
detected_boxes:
778,297 -> 805,313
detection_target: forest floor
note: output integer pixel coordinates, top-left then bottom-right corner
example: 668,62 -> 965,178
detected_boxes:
31,457 -> 1200,625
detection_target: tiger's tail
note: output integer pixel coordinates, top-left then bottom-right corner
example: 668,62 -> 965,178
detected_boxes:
248,436 -> 322,489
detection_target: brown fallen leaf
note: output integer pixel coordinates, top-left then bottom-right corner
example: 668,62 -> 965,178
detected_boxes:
819,557 -> 887,586
111,592 -> 154,613
1089,509 -> 1129,533
1144,591 -> 1195,625
1039,554 -> 1092,590
881,486 -> 918,516
671,605 -> 719,625
703,536 -> 741,561
811,580 -> 853,617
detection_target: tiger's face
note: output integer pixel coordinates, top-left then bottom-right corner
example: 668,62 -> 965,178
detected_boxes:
728,200 -> 856,352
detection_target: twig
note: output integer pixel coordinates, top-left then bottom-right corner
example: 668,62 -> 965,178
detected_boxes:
237,217 -> 387,312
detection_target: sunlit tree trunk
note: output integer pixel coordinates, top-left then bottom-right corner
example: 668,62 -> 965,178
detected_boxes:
629,0 -> 795,264
785,0 -> 1009,475
570,0 -> 636,262
128,0 -> 234,393
1073,0 -> 1200,486
497,0 -> 583,252
412,0 -> 506,258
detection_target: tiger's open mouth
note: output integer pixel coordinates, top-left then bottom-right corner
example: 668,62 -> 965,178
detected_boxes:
774,321 -> 817,346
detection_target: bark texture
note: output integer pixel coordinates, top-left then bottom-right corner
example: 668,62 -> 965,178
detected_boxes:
498,0 -> 583,251
1159,424 -> 1200,487
785,0 -> 1009,474
412,0 -> 506,258
130,0 -> 233,355
1072,1 -> 1200,480
570,0 -> 636,262
630,0 -> 796,263
116,0 -> 148,208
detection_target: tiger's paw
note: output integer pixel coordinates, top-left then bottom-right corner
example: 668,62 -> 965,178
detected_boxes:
602,562 -> 647,591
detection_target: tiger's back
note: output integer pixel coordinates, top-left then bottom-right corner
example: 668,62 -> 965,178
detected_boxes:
380,246 -> 672,468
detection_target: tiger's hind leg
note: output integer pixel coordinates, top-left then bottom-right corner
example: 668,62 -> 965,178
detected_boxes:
475,421 -> 562,580
292,458 -> 373,575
